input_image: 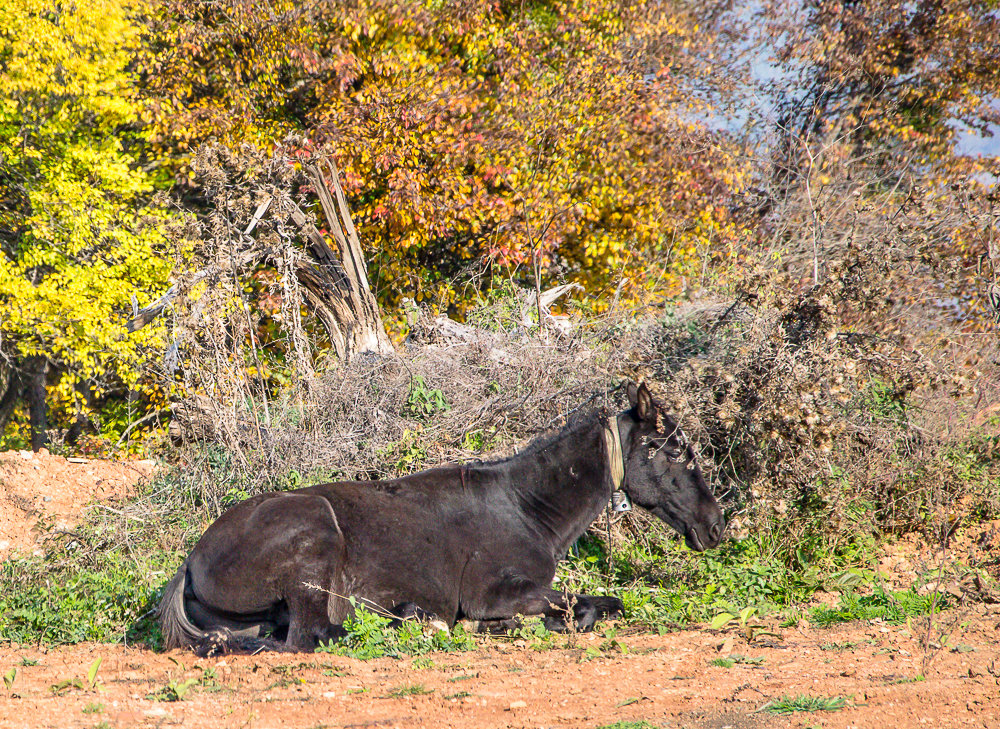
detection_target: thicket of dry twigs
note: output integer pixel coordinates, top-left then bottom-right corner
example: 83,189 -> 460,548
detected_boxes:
148,141 -> 998,566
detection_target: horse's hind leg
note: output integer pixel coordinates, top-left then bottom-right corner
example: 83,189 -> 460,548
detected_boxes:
284,583 -> 345,650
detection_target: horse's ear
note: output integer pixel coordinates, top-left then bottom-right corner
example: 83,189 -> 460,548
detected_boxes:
629,382 -> 654,422
626,381 -> 639,408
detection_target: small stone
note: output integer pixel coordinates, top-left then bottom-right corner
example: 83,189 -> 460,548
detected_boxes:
508,700 -> 528,710
969,666 -> 985,678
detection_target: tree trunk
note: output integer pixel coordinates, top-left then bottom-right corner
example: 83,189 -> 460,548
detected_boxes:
0,362 -> 21,437
25,356 -> 49,450
288,158 -> 394,359
128,156 -> 393,362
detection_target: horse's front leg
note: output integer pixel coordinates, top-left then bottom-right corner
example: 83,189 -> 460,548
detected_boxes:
473,581 -> 623,633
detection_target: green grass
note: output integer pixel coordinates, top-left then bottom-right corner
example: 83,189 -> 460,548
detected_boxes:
808,587 -> 944,627
594,721 -> 660,729
383,683 -> 432,698
0,545 -> 175,647
555,528 -> 877,633
758,694 -> 849,714
317,600 -> 476,659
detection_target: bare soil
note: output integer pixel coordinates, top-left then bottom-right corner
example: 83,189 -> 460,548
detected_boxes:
2,451 -> 999,729
0,450 -> 154,559
2,614 -> 1000,729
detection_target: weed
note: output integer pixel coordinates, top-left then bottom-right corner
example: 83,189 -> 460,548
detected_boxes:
271,662 -> 321,676
883,675 -> 925,685
404,376 -> 450,419
50,657 -> 102,694
808,587 -> 943,627
615,696 -> 645,707
82,703 -> 104,714
820,640 -> 868,651
506,616 -> 556,649
594,721 -> 659,729
711,654 -> 765,667
729,654 -> 765,664
148,677 -> 199,702
444,690 -> 472,700
581,627 -> 628,661
758,694 -> 849,714
446,673 -> 477,682
18,657 -> 37,667
317,601 -> 476,659
384,683 -> 432,698
3,667 -> 15,690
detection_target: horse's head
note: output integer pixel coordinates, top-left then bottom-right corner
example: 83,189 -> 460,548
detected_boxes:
618,383 -> 725,551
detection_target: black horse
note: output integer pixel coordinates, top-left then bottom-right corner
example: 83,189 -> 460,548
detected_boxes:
159,383 -> 724,653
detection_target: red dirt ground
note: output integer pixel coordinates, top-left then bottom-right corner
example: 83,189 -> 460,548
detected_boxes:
1,451 -> 999,729
0,449 -> 154,559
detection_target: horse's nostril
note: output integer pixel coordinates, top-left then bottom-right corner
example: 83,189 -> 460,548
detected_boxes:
709,520 -> 723,541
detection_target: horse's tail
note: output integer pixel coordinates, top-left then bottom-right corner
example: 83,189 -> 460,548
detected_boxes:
157,563 -> 206,650
158,564 -> 295,656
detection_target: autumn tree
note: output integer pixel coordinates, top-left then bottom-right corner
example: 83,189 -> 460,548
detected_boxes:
0,0 -> 172,448
140,0 -> 749,320
752,0 -> 1000,178
698,0 -> 1000,327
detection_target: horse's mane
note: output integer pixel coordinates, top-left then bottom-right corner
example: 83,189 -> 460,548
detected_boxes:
482,408 -> 607,466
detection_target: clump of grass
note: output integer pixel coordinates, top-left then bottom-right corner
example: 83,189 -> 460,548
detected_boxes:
758,694 -> 849,714
317,602 -> 476,660
808,587 -> 943,627
383,683 -> 432,698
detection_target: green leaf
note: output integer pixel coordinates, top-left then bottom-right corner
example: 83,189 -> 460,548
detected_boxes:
710,612 -> 735,630
86,657 -> 102,688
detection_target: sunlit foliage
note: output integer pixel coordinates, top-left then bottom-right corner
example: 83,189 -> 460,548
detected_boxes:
0,0 -> 172,444
141,0 -> 749,312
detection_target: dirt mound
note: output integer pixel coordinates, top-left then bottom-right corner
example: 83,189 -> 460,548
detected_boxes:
0,449 -> 154,560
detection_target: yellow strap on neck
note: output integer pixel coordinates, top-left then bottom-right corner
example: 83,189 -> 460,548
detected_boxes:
603,418 -> 625,492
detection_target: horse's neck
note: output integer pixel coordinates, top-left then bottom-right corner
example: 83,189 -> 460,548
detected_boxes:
502,417 -> 615,556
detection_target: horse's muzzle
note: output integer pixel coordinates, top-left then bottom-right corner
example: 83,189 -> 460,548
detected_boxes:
686,515 -> 725,551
